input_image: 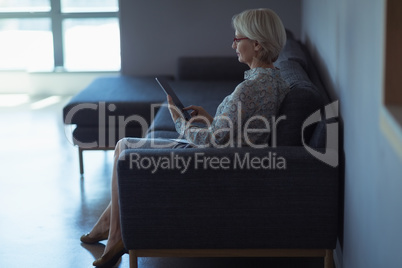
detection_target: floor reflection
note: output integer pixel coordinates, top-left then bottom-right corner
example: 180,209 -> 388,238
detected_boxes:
0,97 -> 128,267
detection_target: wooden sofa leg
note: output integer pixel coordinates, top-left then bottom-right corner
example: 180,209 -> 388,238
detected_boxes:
324,249 -> 333,268
129,250 -> 138,268
79,148 -> 84,175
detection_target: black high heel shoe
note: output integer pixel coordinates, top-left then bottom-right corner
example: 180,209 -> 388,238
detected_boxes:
80,230 -> 109,244
92,239 -> 128,267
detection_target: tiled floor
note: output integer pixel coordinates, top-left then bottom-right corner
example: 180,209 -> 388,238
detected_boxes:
0,95 -> 324,268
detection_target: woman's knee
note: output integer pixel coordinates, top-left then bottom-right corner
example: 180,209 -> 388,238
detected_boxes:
115,138 -> 127,156
115,138 -> 125,149
115,137 -> 146,153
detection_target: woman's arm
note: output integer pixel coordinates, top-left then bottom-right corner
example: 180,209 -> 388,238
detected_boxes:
182,105 -> 214,125
171,89 -> 242,147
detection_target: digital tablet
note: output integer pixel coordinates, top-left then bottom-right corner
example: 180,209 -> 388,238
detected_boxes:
155,77 -> 192,121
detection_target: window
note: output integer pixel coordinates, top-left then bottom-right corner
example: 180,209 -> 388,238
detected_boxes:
0,0 -> 120,72
0,18 -> 53,70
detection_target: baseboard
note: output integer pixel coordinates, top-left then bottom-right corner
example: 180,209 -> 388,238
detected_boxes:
333,239 -> 343,268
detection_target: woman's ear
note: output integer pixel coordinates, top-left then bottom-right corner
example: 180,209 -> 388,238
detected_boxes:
253,41 -> 262,52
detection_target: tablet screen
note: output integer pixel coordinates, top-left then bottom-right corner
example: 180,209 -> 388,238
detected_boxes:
155,77 -> 192,120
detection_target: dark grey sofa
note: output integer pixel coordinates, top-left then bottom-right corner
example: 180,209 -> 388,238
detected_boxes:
114,32 -> 339,268
63,30 -> 339,267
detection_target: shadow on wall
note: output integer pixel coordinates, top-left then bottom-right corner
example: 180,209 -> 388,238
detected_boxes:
302,33 -> 345,253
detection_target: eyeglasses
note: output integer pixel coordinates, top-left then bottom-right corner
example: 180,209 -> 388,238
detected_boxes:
233,37 -> 249,43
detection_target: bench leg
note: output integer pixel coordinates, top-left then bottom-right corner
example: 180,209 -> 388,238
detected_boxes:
324,249 -> 333,268
129,250 -> 138,268
79,148 -> 84,175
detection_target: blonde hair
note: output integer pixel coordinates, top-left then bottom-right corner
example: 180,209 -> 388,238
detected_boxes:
232,8 -> 287,64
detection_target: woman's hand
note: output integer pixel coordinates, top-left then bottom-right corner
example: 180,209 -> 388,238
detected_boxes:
167,95 -> 214,125
167,95 -> 183,122
183,105 -> 214,125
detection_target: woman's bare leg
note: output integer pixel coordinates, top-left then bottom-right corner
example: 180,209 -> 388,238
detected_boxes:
100,139 -> 124,256
85,202 -> 111,237
82,139 -> 123,245
95,138 -> 179,257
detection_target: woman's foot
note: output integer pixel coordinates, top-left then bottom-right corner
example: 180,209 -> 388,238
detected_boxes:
80,230 -> 109,244
81,203 -> 111,244
92,239 -> 127,267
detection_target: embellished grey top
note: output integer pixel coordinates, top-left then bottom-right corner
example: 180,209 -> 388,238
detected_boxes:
175,67 -> 290,148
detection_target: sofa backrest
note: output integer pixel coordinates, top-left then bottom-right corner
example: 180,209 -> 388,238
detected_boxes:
177,56 -> 248,81
274,35 -> 331,148
275,59 -> 326,147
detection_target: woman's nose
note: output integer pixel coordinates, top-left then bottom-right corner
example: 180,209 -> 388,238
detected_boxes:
232,41 -> 236,49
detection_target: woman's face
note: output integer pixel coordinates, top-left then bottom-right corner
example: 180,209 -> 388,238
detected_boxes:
232,31 -> 257,68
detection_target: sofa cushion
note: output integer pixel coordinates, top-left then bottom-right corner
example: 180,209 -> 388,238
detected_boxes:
275,60 -> 325,147
300,45 -> 331,104
309,119 -> 327,149
276,39 -> 309,71
278,59 -> 318,91
71,126 -> 144,148
177,57 -> 248,81
63,76 -> 166,127
309,116 -> 339,150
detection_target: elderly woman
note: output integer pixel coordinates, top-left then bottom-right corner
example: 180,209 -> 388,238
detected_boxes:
81,8 -> 290,267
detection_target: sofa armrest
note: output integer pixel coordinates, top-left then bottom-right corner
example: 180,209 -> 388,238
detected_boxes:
117,146 -> 338,250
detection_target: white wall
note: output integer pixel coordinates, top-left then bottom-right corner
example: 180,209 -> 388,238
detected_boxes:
301,0 -> 402,267
119,0 -> 301,76
0,71 -> 119,95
